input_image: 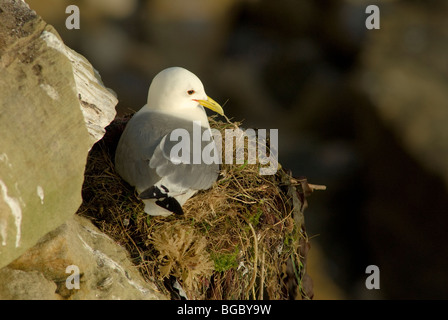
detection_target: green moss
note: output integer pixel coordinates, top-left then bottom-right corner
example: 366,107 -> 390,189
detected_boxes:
248,207 -> 263,227
211,247 -> 240,272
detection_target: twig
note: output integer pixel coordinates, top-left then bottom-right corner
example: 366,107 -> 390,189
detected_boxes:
259,249 -> 265,300
237,212 -> 258,299
308,184 -> 327,191
115,208 -> 152,281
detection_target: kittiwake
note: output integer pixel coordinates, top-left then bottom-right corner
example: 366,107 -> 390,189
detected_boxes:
115,67 -> 224,216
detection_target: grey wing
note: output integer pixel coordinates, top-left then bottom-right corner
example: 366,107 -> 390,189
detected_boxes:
115,110 -> 219,193
150,131 -> 219,191
115,110 -> 161,192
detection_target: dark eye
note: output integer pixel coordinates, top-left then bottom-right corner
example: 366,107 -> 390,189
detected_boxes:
187,90 -> 195,95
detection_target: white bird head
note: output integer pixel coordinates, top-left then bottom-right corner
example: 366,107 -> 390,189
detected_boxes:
146,67 -> 224,120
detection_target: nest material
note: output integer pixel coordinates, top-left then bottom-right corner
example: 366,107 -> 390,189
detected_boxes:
77,115 -> 315,300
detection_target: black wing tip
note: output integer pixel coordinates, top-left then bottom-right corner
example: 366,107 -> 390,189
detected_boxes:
139,186 -> 162,199
156,198 -> 184,215
139,185 -> 184,215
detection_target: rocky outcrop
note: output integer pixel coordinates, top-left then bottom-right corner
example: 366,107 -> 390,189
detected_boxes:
0,0 -> 117,269
0,268 -> 59,300
0,1 -> 165,300
1,215 -> 165,299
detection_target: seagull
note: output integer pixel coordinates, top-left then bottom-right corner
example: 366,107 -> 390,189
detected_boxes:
115,67 -> 224,216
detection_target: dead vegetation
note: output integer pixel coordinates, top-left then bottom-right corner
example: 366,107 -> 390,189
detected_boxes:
77,115 -> 317,300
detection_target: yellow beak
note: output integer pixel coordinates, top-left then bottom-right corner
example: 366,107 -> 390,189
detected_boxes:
196,96 -> 224,116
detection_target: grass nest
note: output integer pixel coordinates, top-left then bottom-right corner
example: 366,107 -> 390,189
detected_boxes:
77,115 -> 318,300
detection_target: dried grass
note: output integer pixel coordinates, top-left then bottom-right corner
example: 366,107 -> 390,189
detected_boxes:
77,115 -> 316,300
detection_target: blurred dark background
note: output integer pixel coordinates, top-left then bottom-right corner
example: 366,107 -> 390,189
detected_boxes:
27,0 -> 448,299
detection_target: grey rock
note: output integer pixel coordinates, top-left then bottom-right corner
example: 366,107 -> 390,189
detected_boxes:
4,215 -> 166,300
0,267 -> 59,300
0,0 -> 117,268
